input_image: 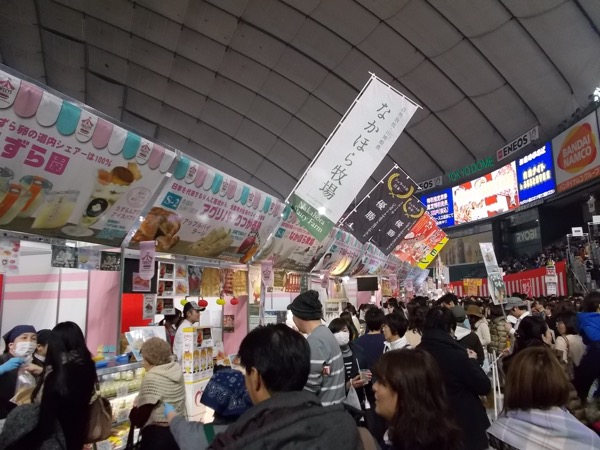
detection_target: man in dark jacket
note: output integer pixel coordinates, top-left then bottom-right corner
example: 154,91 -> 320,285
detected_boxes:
418,307 -> 491,450
169,324 -> 370,450
451,306 -> 485,366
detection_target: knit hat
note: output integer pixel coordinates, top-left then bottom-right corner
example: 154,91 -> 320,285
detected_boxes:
288,290 -> 322,321
3,325 -> 36,348
201,369 -> 253,417
141,337 -> 172,366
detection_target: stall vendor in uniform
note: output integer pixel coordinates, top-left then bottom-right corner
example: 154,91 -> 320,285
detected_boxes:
0,325 -> 41,419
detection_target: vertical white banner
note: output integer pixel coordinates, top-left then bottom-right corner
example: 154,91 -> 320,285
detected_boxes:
261,260 -> 273,292
138,240 -> 156,280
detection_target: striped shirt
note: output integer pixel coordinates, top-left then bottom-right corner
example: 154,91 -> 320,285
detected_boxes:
304,325 -> 346,406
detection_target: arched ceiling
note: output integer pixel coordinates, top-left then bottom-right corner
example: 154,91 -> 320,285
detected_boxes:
1,0 -> 599,206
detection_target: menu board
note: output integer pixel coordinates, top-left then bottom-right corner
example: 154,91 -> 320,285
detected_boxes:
392,214 -> 447,268
452,161 -> 519,225
516,143 -> 556,204
256,209 -> 335,272
420,187 -> 454,228
0,69 -> 175,246
130,158 -> 285,262
312,228 -> 364,276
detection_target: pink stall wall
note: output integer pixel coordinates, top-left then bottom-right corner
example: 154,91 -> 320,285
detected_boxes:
86,270 -> 121,353
222,295 -> 248,355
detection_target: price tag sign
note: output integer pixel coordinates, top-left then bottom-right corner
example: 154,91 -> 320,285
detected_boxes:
116,382 -> 129,398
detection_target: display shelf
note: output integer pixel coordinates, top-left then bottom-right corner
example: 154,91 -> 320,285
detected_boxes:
96,361 -> 143,376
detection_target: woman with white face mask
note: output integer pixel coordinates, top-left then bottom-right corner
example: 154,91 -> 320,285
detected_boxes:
328,318 -> 370,410
0,325 -> 38,420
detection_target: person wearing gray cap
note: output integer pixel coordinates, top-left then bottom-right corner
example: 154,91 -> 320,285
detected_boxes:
503,297 -> 530,337
288,290 -> 346,406
173,300 -> 204,363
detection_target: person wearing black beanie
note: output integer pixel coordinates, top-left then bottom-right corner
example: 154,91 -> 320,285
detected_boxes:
288,291 -> 345,406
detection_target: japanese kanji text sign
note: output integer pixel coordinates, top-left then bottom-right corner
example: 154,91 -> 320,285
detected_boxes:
290,75 -> 419,239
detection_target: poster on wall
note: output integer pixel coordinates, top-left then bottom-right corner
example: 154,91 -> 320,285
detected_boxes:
51,245 -> 77,268
0,238 -> 20,274
132,272 -> 151,292
0,69 -> 176,247
342,167 -> 426,255
291,75 -> 419,240
452,162 -> 519,225
187,265 -> 202,296
142,294 -> 156,320
162,298 -> 175,315
223,314 -> 235,333
552,111 -> 600,193
100,251 -> 121,271
130,158 -> 284,263
77,247 -> 100,270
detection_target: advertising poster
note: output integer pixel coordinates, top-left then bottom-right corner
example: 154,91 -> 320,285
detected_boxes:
488,272 -> 507,305
312,229 -> 364,276
187,265 -> 202,296
0,238 -> 20,275
479,242 -> 500,272
130,158 -> 284,263
347,243 -> 389,276
100,251 -> 121,271
77,247 -> 100,270
516,143 -> 556,204
132,272 -> 151,292
552,112 -> 600,193
292,76 -> 419,239
417,235 -> 448,270
51,245 -> 77,268
420,188 -> 454,228
463,278 -> 482,296
142,294 -> 156,320
392,214 -> 447,268
0,69 -> 176,246
343,167 -> 425,255
452,162 -> 519,225
256,209 -> 335,272
223,315 -> 235,333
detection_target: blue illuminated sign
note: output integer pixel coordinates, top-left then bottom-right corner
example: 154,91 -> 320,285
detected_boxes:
516,142 -> 556,204
420,188 -> 454,228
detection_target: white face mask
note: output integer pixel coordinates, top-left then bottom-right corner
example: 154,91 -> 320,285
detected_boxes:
14,341 -> 36,358
334,331 -> 350,346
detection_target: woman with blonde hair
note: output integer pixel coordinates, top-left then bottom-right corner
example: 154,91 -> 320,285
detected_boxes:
488,346 -> 600,450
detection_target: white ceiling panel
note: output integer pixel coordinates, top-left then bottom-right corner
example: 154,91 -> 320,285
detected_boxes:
219,50 -> 271,93
128,37 -> 174,77
260,71 -> 310,114
437,98 -> 504,157
502,0 -> 565,17
335,48 -> 390,91
291,19 -> 352,70
131,7 -> 182,52
389,133 -> 441,180
280,118 -> 325,159
296,95 -> 340,137
158,105 -> 198,137
86,71 -> 124,117
200,100 -> 244,136
84,18 -> 131,59
133,0 -> 190,24
311,0 -> 379,46
273,46 -> 329,93
83,0 -> 135,31
267,139 -> 310,179
313,73 -> 358,115
246,176 -> 279,198
184,1 -> 238,45
222,140 -> 264,174
235,119 -> 278,156
192,122 -> 232,153
229,23 -> 287,69
39,1 -> 84,40
246,96 -> 293,136
430,0 -> 510,38
210,76 -> 256,115
125,88 -> 164,123
41,30 -> 85,100
176,28 -> 226,72
216,158 -> 253,184
121,111 -> 157,138
185,141 -> 223,168
281,0 -> 320,16
355,0 -> 409,20
242,0 -> 306,43
253,160 -> 297,197
87,47 -> 128,84
156,126 -> 191,151
0,24 -> 46,82
163,81 -> 206,118
126,64 -> 169,101
205,0 -> 250,18
170,56 -> 216,95
579,0 -> 600,29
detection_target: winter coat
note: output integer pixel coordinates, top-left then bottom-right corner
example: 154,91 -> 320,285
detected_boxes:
574,312 -> 600,422
0,403 -> 66,450
207,390 -> 364,450
418,329 -> 491,450
473,318 -> 491,348
455,326 -> 485,366
489,316 -> 508,355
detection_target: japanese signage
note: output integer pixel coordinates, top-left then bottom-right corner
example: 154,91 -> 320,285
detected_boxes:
420,187 -> 454,228
343,167 -> 425,255
292,75 -> 419,238
256,208 -> 335,272
463,278 -> 481,296
516,143 -> 556,204
261,260 -> 273,292
392,214 -> 447,269
496,126 -> 539,162
0,69 -> 176,246
130,158 -> 285,262
142,294 -> 156,320
479,242 -> 506,305
417,234 -> 448,269
138,240 -> 155,280
552,112 -> 600,193
312,228 -> 364,277
447,156 -> 494,183
452,161 -> 519,225
417,175 -> 443,192
346,242 -> 389,276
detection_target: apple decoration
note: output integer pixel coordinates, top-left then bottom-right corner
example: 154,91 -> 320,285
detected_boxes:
198,298 -> 208,308
230,297 -> 239,306
216,297 -> 226,306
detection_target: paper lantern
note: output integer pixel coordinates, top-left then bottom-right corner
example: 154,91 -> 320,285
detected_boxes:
198,298 -> 208,308
230,297 -> 239,306
216,298 -> 226,306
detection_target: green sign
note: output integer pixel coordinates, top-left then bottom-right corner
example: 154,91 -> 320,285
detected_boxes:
447,156 -> 494,183
290,193 -> 335,242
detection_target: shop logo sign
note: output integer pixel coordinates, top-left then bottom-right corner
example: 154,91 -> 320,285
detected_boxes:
558,123 -> 597,174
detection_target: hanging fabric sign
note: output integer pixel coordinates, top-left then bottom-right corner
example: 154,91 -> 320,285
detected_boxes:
261,260 -> 273,292
138,240 -> 155,280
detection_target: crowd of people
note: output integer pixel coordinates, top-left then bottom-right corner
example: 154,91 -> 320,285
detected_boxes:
500,240 -> 569,274
0,290 -> 599,449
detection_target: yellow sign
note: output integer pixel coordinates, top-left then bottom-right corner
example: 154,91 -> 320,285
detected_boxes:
463,278 -> 482,296
417,237 -> 449,269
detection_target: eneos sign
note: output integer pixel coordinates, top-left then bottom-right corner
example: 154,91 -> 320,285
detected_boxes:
552,112 -> 600,193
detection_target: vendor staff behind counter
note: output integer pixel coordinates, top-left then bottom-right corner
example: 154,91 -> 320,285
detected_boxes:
0,326 -> 43,419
